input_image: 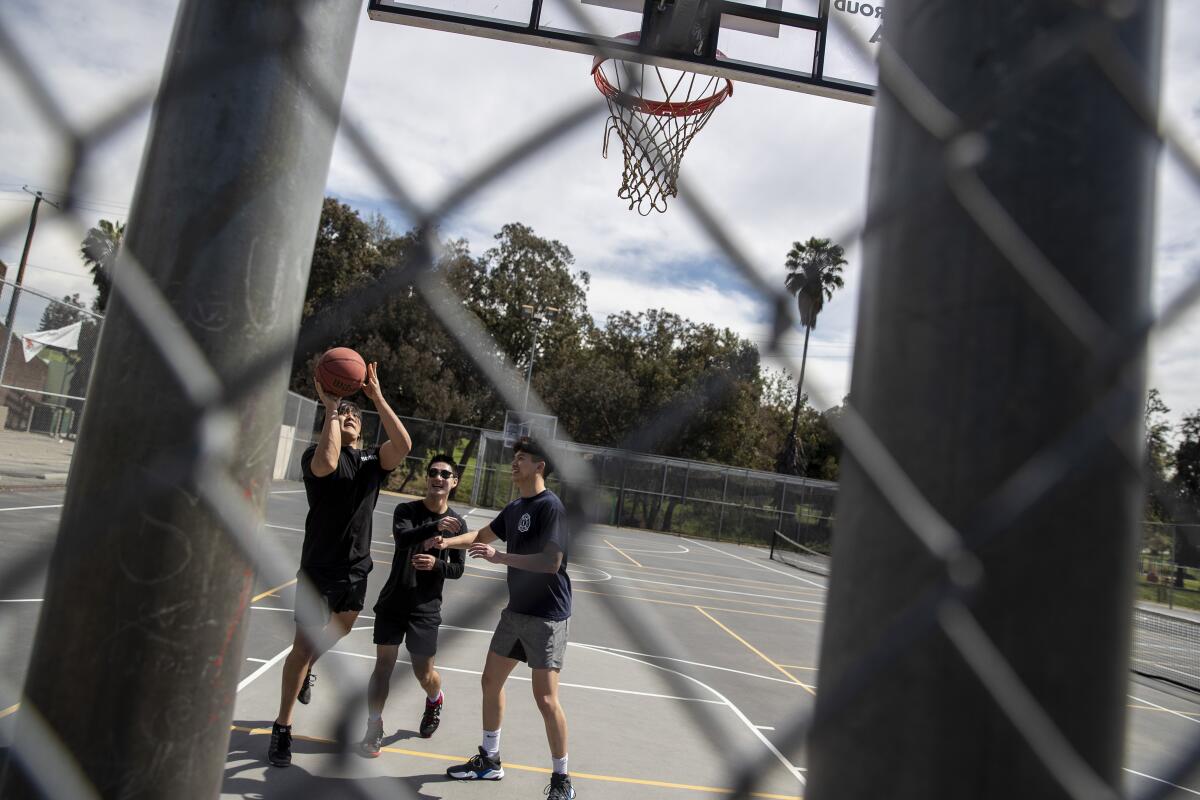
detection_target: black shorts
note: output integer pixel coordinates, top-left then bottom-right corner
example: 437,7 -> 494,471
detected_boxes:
373,607 -> 441,656
294,578 -> 368,629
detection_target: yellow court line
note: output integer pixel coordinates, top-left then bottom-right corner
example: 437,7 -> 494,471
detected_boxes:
251,578 -> 297,603
229,726 -> 800,799
695,607 -> 817,696
0,702 -> 19,719
463,573 -> 823,623
603,539 -> 643,568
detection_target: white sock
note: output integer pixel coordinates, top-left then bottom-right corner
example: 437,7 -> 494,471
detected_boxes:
482,729 -> 501,758
428,689 -> 443,703
552,754 -> 568,775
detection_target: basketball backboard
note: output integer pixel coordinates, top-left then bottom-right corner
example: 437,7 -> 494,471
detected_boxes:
367,0 -> 883,104
503,410 -> 559,448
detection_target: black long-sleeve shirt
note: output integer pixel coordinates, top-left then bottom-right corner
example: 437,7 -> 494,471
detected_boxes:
373,499 -> 465,615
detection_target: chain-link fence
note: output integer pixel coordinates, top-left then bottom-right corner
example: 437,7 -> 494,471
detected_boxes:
0,1 -> 1196,799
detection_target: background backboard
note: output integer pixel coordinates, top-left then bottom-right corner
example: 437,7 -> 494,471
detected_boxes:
367,0 -> 883,103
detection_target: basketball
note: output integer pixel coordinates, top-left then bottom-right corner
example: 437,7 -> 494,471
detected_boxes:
316,347 -> 367,397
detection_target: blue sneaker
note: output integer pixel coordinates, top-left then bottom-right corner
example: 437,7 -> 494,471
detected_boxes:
447,747 -> 504,780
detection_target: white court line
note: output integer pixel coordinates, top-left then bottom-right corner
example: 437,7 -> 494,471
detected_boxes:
270,490 -> 307,495
574,643 -> 807,785
0,599 -> 42,603
246,657 -> 270,664
1124,769 -> 1200,796
605,574 -> 824,606
580,542 -> 691,555
756,725 -> 776,731
325,648 -> 723,705
237,646 -> 292,692
1128,694 -> 1200,725
0,504 -> 63,512
688,538 -> 826,589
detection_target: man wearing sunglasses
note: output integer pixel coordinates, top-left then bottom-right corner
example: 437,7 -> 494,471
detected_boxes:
357,454 -> 467,756
268,362 -> 411,768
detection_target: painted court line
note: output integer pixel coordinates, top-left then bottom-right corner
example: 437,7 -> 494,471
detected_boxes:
1128,694 -> 1200,726
326,648 -> 722,704
687,538 -> 825,588
576,643 -> 807,787
0,504 -> 64,513
604,538 -> 643,568
237,646 -> 291,693
695,607 -> 817,696
1,703 -> 20,719
251,578 -> 296,603
1124,769 -> 1200,796
0,599 -> 42,603
609,573 -> 825,606
227,725 -> 798,799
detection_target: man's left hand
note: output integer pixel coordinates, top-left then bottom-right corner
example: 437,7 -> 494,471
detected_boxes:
468,543 -> 502,564
412,554 -> 437,571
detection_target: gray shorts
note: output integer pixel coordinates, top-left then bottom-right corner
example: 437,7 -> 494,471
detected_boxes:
489,608 -> 570,670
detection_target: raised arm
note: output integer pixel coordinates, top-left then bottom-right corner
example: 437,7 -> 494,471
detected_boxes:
362,362 -> 412,471
438,524 -> 497,550
309,371 -> 343,478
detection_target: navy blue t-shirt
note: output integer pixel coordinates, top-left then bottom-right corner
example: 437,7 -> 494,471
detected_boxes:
490,489 -> 572,621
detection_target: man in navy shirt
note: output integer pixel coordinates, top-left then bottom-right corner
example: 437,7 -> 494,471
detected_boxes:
268,363 -> 411,768
437,437 -> 576,800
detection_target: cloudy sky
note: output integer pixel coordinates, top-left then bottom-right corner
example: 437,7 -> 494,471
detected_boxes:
1,1 -> 1196,428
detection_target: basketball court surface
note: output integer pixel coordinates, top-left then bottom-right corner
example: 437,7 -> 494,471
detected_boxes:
2,483 -> 1200,798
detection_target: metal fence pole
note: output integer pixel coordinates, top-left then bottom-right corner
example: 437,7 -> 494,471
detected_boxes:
808,2 -> 1163,798
0,1 -> 360,797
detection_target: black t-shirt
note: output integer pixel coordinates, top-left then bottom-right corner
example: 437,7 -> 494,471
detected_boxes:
491,489 -> 572,621
299,444 -> 392,585
375,500 -> 466,615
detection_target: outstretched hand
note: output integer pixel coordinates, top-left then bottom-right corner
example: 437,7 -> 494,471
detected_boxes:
314,369 -> 338,409
468,543 -> 501,564
363,361 -> 382,402
437,516 -> 461,535
412,553 -> 437,571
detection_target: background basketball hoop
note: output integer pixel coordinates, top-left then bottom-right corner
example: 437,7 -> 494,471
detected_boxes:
592,33 -> 733,215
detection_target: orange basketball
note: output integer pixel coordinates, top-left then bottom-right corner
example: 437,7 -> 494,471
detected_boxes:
316,347 -> 366,397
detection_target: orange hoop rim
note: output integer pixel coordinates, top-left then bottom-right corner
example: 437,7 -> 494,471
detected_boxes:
591,32 -> 733,118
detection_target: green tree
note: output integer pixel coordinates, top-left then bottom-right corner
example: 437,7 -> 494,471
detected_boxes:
80,219 -> 125,312
778,237 -> 846,475
1144,388 -> 1174,523
1177,410 -> 1200,511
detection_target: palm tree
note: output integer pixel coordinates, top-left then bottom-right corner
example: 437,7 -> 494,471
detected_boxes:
778,237 -> 846,475
80,218 -> 126,312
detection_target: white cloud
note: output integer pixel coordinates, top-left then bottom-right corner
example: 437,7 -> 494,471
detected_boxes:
1,0 -> 1197,431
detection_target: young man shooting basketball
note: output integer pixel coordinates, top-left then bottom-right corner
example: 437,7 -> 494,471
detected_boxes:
268,362 -> 412,768
436,437 -> 576,799
357,453 -> 467,756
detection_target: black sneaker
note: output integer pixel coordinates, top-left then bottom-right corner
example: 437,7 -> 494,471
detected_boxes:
267,722 -> 292,768
419,696 -> 442,738
446,746 -> 504,780
297,670 -> 316,705
545,772 -> 575,799
357,719 -> 384,758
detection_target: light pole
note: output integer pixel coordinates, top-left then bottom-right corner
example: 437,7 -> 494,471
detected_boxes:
520,303 -> 558,411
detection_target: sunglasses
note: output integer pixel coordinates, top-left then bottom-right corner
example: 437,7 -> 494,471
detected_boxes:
336,405 -> 360,419
427,468 -> 455,479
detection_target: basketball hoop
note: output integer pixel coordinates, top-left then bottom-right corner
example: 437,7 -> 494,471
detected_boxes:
592,33 -> 733,215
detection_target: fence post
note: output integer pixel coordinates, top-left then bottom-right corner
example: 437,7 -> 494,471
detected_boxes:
0,2 -> 360,797
807,2 -> 1163,797
717,472 -> 729,542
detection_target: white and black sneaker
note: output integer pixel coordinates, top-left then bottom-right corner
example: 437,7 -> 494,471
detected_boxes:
446,747 -> 504,780
544,772 -> 575,799
297,670 -> 316,705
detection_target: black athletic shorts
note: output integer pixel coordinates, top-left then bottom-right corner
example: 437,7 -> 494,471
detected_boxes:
294,578 -> 368,629
373,607 -> 441,656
